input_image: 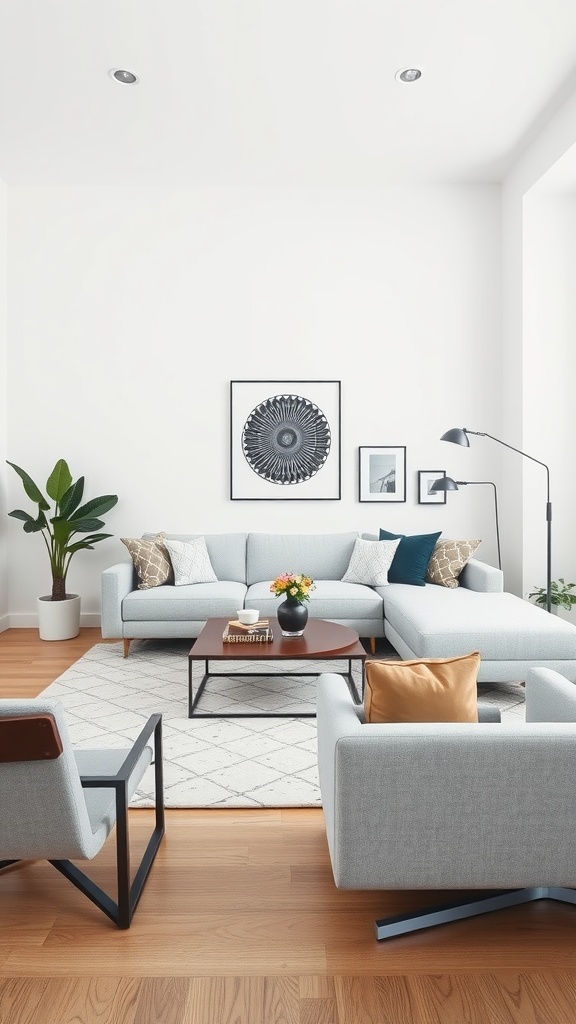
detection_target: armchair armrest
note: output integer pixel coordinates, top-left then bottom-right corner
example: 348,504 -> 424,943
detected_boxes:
525,667 -> 576,722
101,561 -> 136,638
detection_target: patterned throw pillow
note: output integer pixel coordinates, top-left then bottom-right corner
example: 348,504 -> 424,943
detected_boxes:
121,532 -> 174,590
426,539 -> 481,589
163,536 -> 218,586
342,537 -> 401,587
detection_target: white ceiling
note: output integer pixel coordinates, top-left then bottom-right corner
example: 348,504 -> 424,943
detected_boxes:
2,0 -> 576,186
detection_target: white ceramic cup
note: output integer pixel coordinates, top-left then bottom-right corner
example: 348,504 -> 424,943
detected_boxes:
237,608 -> 259,625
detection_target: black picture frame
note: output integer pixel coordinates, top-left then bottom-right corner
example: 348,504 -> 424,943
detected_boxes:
230,380 -> 341,500
418,470 -> 447,504
359,446 -> 406,503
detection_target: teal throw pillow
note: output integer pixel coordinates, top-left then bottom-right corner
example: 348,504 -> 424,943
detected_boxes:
379,529 -> 442,586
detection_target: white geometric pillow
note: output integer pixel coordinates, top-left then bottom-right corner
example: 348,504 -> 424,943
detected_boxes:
342,537 -> 401,587
163,536 -> 218,586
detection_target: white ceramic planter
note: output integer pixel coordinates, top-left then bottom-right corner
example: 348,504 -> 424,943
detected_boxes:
37,594 -> 81,641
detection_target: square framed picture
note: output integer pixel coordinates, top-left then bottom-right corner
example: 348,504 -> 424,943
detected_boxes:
230,380 -> 341,500
359,446 -> 406,503
418,470 -> 447,504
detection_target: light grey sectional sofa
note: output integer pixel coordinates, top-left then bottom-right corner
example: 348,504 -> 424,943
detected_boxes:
100,530 -> 576,681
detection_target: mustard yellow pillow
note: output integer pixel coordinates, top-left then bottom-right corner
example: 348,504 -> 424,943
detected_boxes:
364,653 -> 481,723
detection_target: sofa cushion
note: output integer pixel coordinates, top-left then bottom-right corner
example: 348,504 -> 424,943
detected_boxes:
427,538 -> 481,588
246,532 -> 358,586
163,536 -> 218,585
122,581 -> 247,622
382,586 -> 576,661
342,537 -> 401,586
246,579 -> 384,621
364,653 -> 481,723
379,528 -> 442,586
121,533 -> 174,589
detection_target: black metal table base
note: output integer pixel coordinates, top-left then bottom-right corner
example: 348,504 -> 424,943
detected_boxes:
188,658 -> 364,718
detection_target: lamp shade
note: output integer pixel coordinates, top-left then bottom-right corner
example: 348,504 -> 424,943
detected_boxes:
440,428 -> 470,447
430,476 -> 459,493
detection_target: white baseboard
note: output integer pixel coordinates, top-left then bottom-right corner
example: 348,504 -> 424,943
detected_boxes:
0,614 -> 10,633
7,613 -> 102,629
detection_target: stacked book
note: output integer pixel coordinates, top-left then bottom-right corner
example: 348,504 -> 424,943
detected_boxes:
222,619 -> 274,643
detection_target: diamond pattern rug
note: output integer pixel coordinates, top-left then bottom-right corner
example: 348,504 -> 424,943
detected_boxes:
40,639 -> 526,809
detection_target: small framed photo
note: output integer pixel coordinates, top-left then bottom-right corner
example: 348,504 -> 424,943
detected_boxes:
418,470 -> 447,504
359,446 -> 406,503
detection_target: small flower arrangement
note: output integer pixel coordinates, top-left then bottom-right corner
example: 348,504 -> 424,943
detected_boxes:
270,572 -> 316,603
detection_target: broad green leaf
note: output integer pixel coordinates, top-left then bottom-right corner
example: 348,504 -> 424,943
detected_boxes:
70,495 -> 118,521
23,519 -> 45,534
58,478 -> 84,518
8,509 -> 36,524
10,509 -> 47,531
66,541 -> 96,554
6,462 -> 50,511
46,460 -> 73,503
67,517 -> 105,534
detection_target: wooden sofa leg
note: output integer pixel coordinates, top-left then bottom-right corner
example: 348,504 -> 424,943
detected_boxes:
123,638 -> 131,658
369,637 -> 376,654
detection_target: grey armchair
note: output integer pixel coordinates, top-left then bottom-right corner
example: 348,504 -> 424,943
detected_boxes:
0,697 -> 165,928
316,668 -> 576,941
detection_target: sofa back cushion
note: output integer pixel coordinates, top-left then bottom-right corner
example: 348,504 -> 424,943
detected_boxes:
143,533 -> 247,583
246,532 -> 358,585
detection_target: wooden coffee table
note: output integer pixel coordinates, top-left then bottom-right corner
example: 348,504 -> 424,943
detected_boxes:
187,616 -> 366,718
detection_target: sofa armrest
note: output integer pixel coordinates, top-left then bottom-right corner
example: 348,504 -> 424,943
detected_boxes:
101,561 -> 136,638
459,558 -> 503,593
525,667 -> 576,722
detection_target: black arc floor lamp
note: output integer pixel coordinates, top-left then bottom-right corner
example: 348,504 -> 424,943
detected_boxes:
430,476 -> 501,570
441,427 -> 552,613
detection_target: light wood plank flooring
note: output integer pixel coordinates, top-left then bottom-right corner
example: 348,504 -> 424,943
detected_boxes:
1,627 -> 575,1023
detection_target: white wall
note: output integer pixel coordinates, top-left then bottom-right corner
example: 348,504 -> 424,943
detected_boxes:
0,178 -> 7,630
6,183 -> 502,625
523,191 -> 576,612
503,85 -> 576,607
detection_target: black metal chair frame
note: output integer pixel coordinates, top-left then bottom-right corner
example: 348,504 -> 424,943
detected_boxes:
0,713 -> 165,929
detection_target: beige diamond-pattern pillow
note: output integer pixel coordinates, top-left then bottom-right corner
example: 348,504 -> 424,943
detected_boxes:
426,538 -> 481,589
342,537 -> 401,587
121,532 -> 174,589
163,536 -> 218,585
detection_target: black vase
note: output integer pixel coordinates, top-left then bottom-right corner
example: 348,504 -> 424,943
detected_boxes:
277,598 -> 309,637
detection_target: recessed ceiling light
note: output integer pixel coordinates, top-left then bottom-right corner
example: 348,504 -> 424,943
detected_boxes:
110,69 -> 139,85
395,68 -> 422,83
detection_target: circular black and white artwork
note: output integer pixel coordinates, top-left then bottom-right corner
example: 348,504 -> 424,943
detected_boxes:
242,393 -> 331,485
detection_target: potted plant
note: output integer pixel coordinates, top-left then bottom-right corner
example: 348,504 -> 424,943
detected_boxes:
7,458 -> 118,640
528,579 -> 576,613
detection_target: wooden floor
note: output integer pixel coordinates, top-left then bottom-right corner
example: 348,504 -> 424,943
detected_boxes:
1,628 -> 576,1023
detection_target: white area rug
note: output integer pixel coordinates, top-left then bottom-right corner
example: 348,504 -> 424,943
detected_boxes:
40,640 -> 526,809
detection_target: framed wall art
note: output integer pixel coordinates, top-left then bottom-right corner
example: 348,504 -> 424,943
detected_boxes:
359,446 -> 406,503
230,380 -> 341,500
418,470 -> 447,504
